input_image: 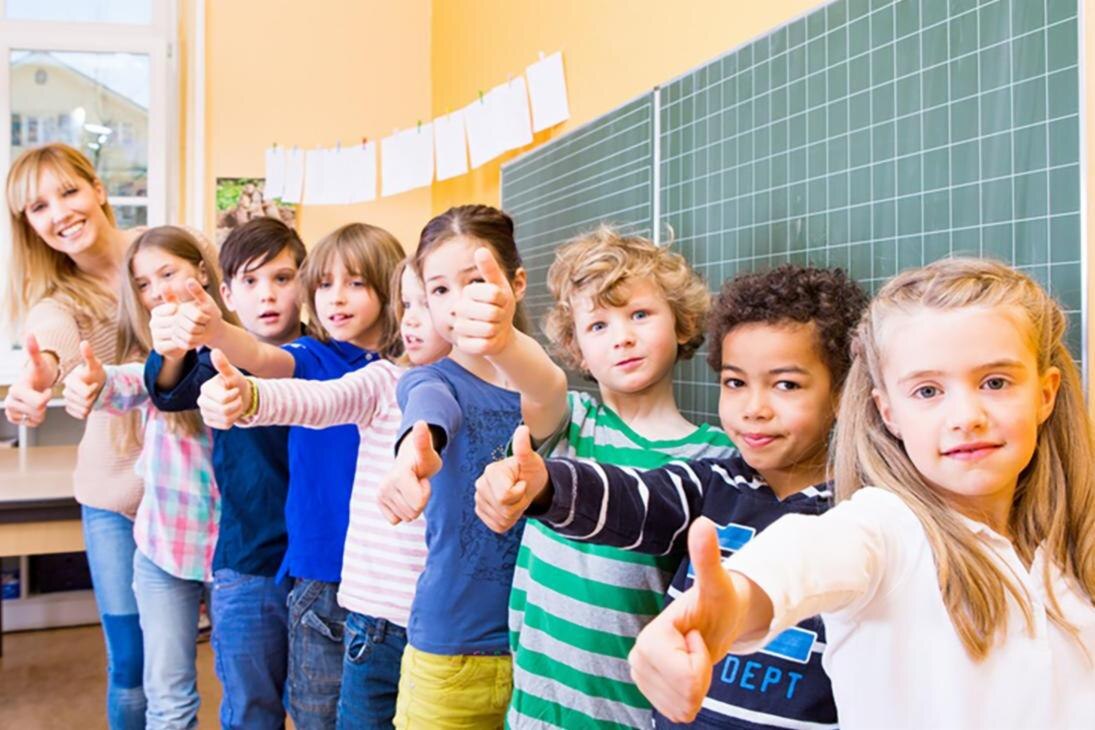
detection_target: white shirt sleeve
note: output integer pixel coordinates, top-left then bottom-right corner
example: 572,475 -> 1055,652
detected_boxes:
725,487 -> 916,653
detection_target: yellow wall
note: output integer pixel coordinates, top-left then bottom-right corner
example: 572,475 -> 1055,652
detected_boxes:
203,0 -> 431,250
430,0 -> 821,213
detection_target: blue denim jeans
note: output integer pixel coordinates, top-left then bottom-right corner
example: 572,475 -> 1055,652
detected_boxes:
133,550 -> 206,730
286,579 -> 346,730
336,612 -> 408,730
82,505 -> 146,730
210,568 -> 291,730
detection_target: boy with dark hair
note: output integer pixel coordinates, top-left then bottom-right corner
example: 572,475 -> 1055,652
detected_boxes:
477,264 -> 868,729
143,217 -> 306,729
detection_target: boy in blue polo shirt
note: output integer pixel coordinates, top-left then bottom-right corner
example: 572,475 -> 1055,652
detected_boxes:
145,217 -> 306,729
477,264 -> 868,729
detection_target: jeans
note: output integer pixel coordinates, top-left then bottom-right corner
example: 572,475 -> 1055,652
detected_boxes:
133,550 -> 206,730
82,505 -> 147,730
336,612 -> 407,730
287,579 -> 346,730
210,569 -> 291,729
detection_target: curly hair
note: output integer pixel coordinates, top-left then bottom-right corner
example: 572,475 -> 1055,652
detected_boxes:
544,226 -> 709,374
707,264 -> 869,389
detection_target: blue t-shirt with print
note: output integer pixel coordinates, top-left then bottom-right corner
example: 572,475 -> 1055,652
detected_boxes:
396,357 -> 524,655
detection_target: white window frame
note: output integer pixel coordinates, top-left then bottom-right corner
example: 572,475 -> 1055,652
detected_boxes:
0,0 -> 178,383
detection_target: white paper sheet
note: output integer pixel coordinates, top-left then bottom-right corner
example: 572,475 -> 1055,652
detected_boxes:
496,77 -> 533,151
381,124 -> 434,197
264,147 -> 286,199
434,110 -> 469,181
303,148 -> 330,205
281,148 -> 305,204
526,52 -> 570,131
463,96 -> 505,169
342,143 -> 377,203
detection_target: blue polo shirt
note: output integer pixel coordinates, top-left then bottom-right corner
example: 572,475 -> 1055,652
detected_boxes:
281,336 -> 377,583
144,348 -> 291,578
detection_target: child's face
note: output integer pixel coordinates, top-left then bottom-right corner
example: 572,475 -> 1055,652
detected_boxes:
313,257 -> 383,350
718,321 -> 835,495
872,306 -> 1060,520
571,277 -> 683,394
131,247 -> 208,311
400,267 -> 450,366
24,165 -> 111,258
221,247 -> 302,344
421,235 -> 487,344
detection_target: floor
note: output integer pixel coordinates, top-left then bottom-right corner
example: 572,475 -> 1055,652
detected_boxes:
0,624 -> 224,728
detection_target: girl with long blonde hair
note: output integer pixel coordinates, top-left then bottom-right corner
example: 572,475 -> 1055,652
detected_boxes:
63,226 -> 238,728
3,142 -> 146,728
627,258 -> 1095,729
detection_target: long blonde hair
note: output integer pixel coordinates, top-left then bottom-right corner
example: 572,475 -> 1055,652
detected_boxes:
114,226 -> 239,448
300,222 -> 404,360
833,257 -> 1095,660
5,143 -> 118,326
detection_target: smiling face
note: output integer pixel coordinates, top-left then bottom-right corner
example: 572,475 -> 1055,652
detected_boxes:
718,320 -> 837,497
872,305 -> 1060,521
221,247 -> 303,344
313,256 -> 383,350
130,246 -> 208,312
23,164 -> 112,259
399,266 -> 450,365
570,277 -> 683,395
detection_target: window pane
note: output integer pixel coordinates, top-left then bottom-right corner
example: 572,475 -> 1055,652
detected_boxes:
112,203 -> 147,229
11,50 -> 150,197
5,0 -> 151,24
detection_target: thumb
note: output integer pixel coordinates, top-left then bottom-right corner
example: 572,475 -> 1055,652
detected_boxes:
185,278 -> 214,306
410,421 -> 434,464
78,340 -> 102,375
24,333 -> 44,369
210,348 -> 240,381
688,518 -> 732,605
474,247 -> 509,288
512,424 -> 533,467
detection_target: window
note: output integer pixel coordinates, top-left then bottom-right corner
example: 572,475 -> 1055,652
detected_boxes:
0,0 -> 175,382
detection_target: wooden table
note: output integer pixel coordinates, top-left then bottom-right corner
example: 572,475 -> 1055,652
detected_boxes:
0,445 -> 83,655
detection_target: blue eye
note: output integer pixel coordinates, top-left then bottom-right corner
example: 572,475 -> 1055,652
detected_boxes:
983,377 -> 1008,391
632,310 -> 649,320
589,322 -> 606,333
913,385 -> 940,399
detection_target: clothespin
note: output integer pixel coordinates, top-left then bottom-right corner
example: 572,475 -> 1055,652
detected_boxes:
336,140 -> 342,151
417,120 -> 422,133
272,141 -> 277,150
478,90 -> 484,104
361,137 -> 368,147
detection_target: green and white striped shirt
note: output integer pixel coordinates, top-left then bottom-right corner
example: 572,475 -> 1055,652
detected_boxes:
507,390 -> 735,729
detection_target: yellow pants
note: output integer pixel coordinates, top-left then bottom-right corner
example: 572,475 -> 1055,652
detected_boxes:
393,644 -> 513,729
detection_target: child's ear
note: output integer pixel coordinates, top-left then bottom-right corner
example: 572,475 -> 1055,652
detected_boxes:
1036,365 -> 1062,425
219,281 -> 237,312
871,387 -> 901,439
196,261 -> 210,287
510,267 -> 528,302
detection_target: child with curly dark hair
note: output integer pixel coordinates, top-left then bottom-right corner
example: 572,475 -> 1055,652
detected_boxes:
476,263 -> 869,729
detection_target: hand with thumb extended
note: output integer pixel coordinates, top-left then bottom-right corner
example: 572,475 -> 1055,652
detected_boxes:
377,421 -> 443,524
62,341 -> 108,420
474,424 -> 549,533
197,348 -> 250,430
453,247 -> 517,357
149,286 -> 185,359
628,518 -> 745,723
4,334 -> 57,427
172,278 -> 224,352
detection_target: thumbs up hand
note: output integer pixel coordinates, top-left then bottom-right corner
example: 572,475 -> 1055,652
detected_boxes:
62,341 -> 108,420
149,286 -> 186,359
197,348 -> 250,430
453,247 -> 517,357
474,425 -> 549,533
628,518 -> 756,723
171,278 -> 225,352
4,334 -> 58,427
377,421 -> 443,524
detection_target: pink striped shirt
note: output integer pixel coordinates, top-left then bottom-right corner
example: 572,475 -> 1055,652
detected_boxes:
239,359 -> 426,626
97,362 -> 219,582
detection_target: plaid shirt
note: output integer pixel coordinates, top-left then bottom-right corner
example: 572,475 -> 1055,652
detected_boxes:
97,362 -> 220,582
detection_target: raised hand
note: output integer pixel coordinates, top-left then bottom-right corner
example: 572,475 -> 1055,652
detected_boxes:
628,518 -> 746,723
474,424 -> 549,533
377,421 -> 443,524
197,348 -> 250,430
171,278 -> 225,352
149,286 -> 186,359
4,334 -> 57,427
62,341 -> 107,420
452,247 -> 516,356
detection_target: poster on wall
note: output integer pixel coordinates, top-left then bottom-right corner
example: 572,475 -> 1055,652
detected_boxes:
215,177 -> 298,246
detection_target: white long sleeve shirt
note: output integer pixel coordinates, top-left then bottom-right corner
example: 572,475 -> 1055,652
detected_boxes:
726,487 -> 1095,730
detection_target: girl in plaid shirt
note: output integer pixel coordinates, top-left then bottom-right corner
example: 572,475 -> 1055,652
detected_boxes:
64,226 -> 240,729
